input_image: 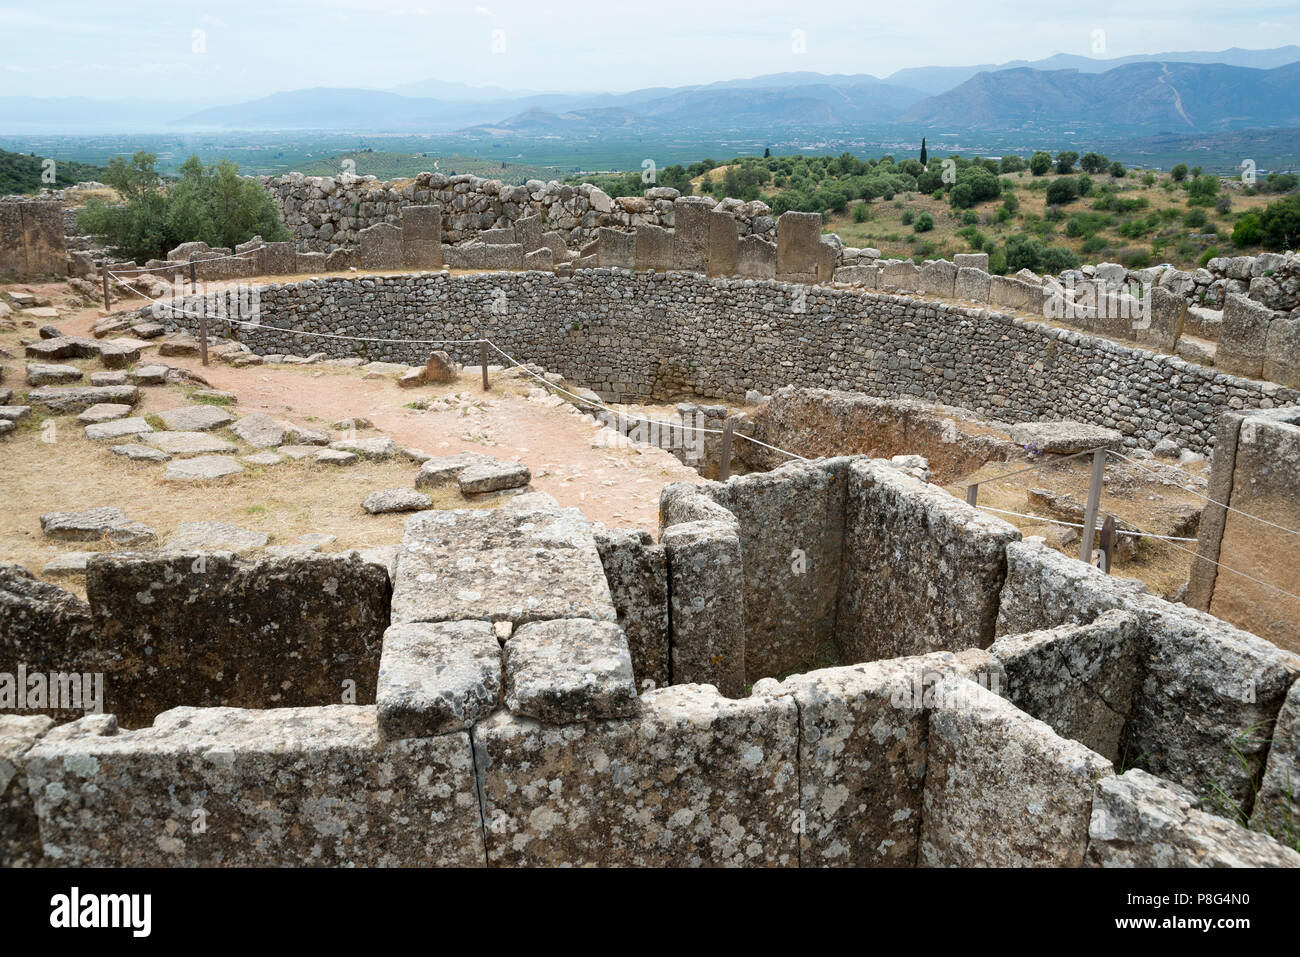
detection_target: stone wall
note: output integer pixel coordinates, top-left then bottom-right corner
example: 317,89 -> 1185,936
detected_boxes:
147,270 -> 1300,455
1188,407 -> 1300,654
0,199 -> 65,279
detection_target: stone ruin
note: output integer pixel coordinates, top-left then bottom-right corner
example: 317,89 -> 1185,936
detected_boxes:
3,451 -> 1299,867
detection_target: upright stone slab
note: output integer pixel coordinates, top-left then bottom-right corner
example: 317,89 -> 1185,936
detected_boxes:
1252,678 -> 1300,840
634,224 -> 673,272
774,650 -> 1003,867
707,210 -> 740,277
596,227 -> 635,269
475,684 -> 799,866
358,222 -> 403,271
919,677 -> 1114,867
836,460 -> 1021,663
661,519 -> 746,697
482,243 -> 523,270
401,205 -> 443,270
879,261 -> 920,292
1217,293 -> 1274,379
815,240 -> 837,283
26,707 -> 482,866
672,198 -> 713,273
594,528 -> 670,690
1089,769 -> 1300,867
953,252 -> 990,271
86,552 -> 390,727
919,260 -> 958,299
1264,315 -> 1300,388
954,267 -> 991,301
775,211 -> 821,282
990,610 -> 1140,763
737,235 -> 776,279
261,241 -> 297,275
988,274 -> 1040,312
514,215 -> 543,253
0,715 -> 55,867
390,506 -> 616,627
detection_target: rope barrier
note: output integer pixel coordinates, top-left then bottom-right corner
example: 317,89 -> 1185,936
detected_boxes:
973,504 -> 1198,542
106,246 -> 266,274
1107,449 -> 1300,540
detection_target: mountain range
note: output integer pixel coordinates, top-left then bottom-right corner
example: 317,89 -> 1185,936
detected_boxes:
1,45 -> 1298,138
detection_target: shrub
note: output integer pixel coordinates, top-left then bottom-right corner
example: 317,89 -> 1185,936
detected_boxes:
1080,152 -> 1109,174
913,212 -> 934,232
962,209 -> 979,225
988,248 -> 1008,275
1040,245 -> 1080,272
1232,212 -> 1263,247
77,152 -> 289,262
1171,163 -> 1188,182
1045,177 -> 1080,206
1198,246 -> 1220,266
1000,155 -> 1026,173
1122,247 -> 1152,268
1256,194 -> 1300,250
1183,208 -> 1208,229
1081,235 -> 1107,254
1029,152 -> 1053,176
1002,191 -> 1020,213
852,202 -> 870,223
900,210 -> 915,225
1108,161 -> 1125,177
1055,151 -> 1079,174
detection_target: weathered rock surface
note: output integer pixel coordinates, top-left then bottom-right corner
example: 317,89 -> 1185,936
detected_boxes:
1006,420 -> 1124,454
362,487 -> 432,514
457,461 -> 531,494
162,455 -> 244,481
593,528 -> 669,690
376,620 -> 501,739
155,405 -> 235,432
0,715 -> 55,867
504,619 -> 639,724
145,431 -> 238,456
83,416 -> 153,441
163,521 -> 268,554
39,506 -> 156,546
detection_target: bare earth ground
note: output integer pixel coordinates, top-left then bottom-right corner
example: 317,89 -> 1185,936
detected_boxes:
0,278 -> 700,591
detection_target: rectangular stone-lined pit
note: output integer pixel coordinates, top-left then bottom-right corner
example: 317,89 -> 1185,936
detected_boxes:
474,684 -> 798,866
26,706 -> 483,867
836,459 -> 1021,663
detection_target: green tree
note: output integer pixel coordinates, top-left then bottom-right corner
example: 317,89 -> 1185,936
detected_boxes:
1257,194 -> 1300,250
1000,155 -> 1026,174
1108,160 -> 1125,177
1079,152 -> 1108,174
1045,177 -> 1080,206
919,138 -> 928,167
1054,151 -> 1079,174
1029,151 -> 1053,176
1171,163 -> 1188,182
913,212 -> 934,232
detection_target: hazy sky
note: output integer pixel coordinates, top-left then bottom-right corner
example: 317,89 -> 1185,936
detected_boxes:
3,0 -> 1298,100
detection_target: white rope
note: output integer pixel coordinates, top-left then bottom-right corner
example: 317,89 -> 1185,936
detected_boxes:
974,505 -> 1198,542
1107,449 -> 1300,540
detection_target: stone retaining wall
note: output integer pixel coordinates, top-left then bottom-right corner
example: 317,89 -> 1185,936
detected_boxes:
147,270 -> 1299,455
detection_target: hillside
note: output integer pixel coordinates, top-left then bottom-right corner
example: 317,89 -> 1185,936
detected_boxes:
0,146 -> 107,195
902,61 -> 1300,132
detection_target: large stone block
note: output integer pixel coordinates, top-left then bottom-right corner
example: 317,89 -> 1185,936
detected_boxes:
358,222 -> 404,271
475,684 -> 799,866
953,252 -> 989,271
1252,678 -> 1300,841
773,650 -> 1002,867
990,610 -> 1140,763
878,260 -> 921,292
26,707 -> 483,866
775,211 -> 822,282
736,235 -> 776,279
833,265 -> 878,286
503,618 -> 638,723
596,227 -> 635,269
836,460 -> 1021,663
593,528 -> 669,690
261,241 -> 297,275
919,260 -> 957,299
86,552 -> 390,727
919,677 -> 1114,867
954,266 -> 991,301
390,506 -> 616,627
1264,314 -> 1300,388
1089,769 -> 1300,867
514,215 -> 543,253
661,519 -> 746,697
672,198 -> 713,272
482,243 -> 523,270
633,224 -> 673,272
1217,293 -> 1275,380
400,205 -> 443,270
0,715 -> 54,867
376,620 -> 501,739
1133,285 -> 1187,352
988,274 -> 1042,312
707,210 -> 739,277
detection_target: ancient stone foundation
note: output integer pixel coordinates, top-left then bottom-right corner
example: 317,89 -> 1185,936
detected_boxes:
4,458 -> 1299,867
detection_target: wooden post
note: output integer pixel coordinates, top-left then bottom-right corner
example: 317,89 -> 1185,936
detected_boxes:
718,418 -> 735,481
101,271 -> 110,312
199,310 -> 209,367
966,484 -> 979,506
481,342 -> 489,391
1079,448 -> 1107,564
1099,514 -> 1116,574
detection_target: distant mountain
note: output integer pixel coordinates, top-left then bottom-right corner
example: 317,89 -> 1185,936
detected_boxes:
901,61 -> 1300,132
0,95 -> 232,133
170,88 -> 511,131
888,45 -> 1300,94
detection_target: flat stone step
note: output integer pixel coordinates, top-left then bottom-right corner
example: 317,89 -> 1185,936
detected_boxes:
390,505 -> 616,628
